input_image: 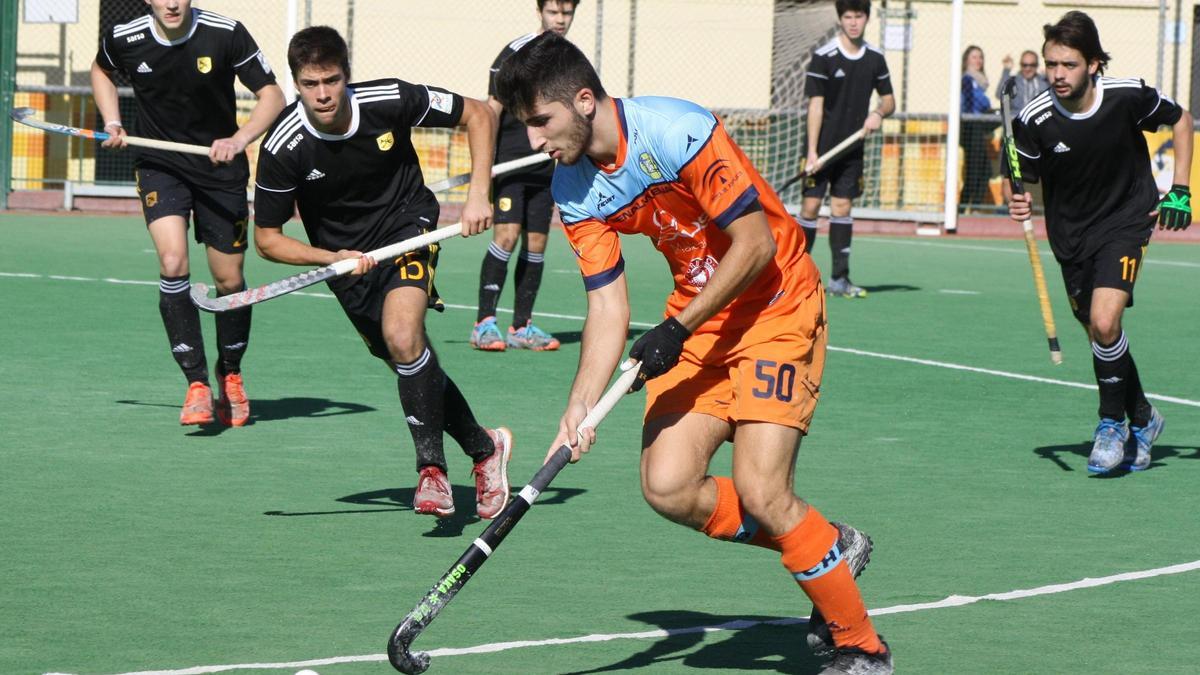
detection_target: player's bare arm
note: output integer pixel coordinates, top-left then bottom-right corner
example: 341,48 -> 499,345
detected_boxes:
254,225 -> 376,276
546,274 -> 631,464
863,93 -> 895,136
674,210 -> 777,332
805,95 -> 825,173
89,59 -> 127,150
210,82 -> 286,164
459,96 -> 498,236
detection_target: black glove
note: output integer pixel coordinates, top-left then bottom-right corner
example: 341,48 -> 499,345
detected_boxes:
1158,184 -> 1192,231
628,317 -> 690,392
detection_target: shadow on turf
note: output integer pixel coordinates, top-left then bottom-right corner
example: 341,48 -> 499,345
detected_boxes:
115,396 -> 376,435
561,610 -> 826,674
857,283 -> 921,294
1034,441 -> 1200,476
263,484 -> 587,537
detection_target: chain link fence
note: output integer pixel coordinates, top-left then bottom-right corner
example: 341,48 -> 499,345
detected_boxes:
8,0 -> 1190,220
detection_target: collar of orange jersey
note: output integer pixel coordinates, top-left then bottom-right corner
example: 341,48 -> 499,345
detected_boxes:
591,97 -> 628,175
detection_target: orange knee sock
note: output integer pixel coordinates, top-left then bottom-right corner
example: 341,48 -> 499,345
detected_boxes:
699,476 -> 781,551
775,507 -> 883,654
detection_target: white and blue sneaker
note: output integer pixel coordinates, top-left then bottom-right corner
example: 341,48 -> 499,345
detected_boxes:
1087,418 -> 1130,474
1127,407 -> 1164,471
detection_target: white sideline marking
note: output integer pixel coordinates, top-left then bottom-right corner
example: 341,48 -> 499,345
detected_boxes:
3,271 -> 1197,407
828,345 -> 1200,408
938,289 -> 981,295
51,559 -> 1200,675
860,237 -> 1200,269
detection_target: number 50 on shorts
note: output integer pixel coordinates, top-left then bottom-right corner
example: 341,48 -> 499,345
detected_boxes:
752,359 -> 798,401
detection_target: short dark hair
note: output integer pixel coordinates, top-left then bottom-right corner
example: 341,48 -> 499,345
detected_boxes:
835,0 -> 871,18
288,26 -> 351,81
537,0 -> 579,9
1043,11 -> 1110,75
495,32 -> 606,120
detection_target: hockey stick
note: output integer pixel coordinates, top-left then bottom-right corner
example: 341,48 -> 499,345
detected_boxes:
9,106 -> 211,156
387,360 -> 643,674
775,129 -> 866,193
1000,79 -> 1062,365
190,154 -> 552,312
191,222 -> 464,312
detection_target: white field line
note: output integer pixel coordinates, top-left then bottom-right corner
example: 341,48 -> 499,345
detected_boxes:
859,236 -> 1200,269
47,559 -> 1200,675
4,271 -> 1198,408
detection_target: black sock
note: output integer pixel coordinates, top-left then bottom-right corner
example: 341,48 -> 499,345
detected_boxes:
829,217 -> 853,280
443,376 -> 493,463
159,275 -> 208,384
477,242 -> 512,322
512,249 -> 545,329
798,217 -> 817,255
395,348 -> 448,472
1092,332 -> 1132,421
1124,353 -> 1153,427
214,284 -> 251,376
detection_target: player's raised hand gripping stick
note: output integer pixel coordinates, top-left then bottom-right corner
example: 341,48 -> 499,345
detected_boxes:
775,129 -> 866,193
9,107 -> 211,156
386,361 -> 643,675
191,153 -> 551,312
1001,78 -> 1063,365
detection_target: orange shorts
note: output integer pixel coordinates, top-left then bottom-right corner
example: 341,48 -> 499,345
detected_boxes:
644,286 -> 828,432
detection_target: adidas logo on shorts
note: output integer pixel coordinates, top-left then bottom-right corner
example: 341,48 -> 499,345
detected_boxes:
1053,142 -> 1071,153
136,61 -> 153,73
305,168 -> 326,181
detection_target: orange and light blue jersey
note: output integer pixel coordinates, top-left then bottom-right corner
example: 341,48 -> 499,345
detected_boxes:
553,96 -> 820,335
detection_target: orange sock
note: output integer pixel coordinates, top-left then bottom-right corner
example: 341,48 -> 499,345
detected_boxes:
699,476 -> 781,551
775,506 -> 883,654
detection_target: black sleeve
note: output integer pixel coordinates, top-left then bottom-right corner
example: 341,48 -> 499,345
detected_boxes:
1134,81 -> 1183,131
1010,116 -> 1041,185
95,33 -> 121,73
874,54 -> 894,97
487,47 -> 509,99
231,22 -> 277,93
253,147 -> 297,228
395,79 -> 465,129
805,52 -> 828,98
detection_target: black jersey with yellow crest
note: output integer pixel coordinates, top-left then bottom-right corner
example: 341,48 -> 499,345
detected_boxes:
253,79 -> 465,254
95,8 -> 275,188
1012,76 -> 1182,262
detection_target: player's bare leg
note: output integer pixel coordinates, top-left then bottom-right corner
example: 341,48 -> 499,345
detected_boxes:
386,287 -> 510,517
1085,288 -> 1159,472
206,246 -> 251,426
148,215 -> 212,424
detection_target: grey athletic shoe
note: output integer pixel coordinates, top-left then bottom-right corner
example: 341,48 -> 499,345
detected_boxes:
826,277 -> 867,298
1087,418 -> 1129,474
1128,407 -> 1164,471
807,522 -> 874,657
818,638 -> 893,675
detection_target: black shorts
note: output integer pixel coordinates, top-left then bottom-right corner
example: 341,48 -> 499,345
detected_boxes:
493,176 -> 554,234
1059,236 -> 1148,324
135,165 -> 249,254
331,226 -> 444,361
802,155 -> 864,200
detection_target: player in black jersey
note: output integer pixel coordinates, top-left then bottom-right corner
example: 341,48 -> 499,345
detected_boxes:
469,0 -> 578,352
799,0 -> 894,299
1007,11 -> 1192,474
253,26 -> 512,520
90,0 -> 284,427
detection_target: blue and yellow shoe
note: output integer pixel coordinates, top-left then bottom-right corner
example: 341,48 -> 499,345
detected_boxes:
470,316 -> 506,352
507,322 -> 561,351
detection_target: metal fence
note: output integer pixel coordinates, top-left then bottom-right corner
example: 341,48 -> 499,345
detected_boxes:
5,0 -> 1190,223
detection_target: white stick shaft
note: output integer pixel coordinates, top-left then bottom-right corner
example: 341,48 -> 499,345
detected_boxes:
327,222 -> 465,275
122,136 -> 212,156
425,153 -> 551,193
579,361 -> 642,433
816,129 -> 865,168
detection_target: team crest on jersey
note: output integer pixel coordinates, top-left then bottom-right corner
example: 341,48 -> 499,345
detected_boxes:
652,208 -> 704,252
498,197 -> 512,212
638,152 -> 662,180
376,132 -> 395,151
684,255 -> 719,288
144,191 -> 158,208
196,57 -> 212,74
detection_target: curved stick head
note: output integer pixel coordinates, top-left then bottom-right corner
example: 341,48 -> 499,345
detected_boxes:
188,282 -> 219,312
10,107 -> 36,123
387,621 -> 431,674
